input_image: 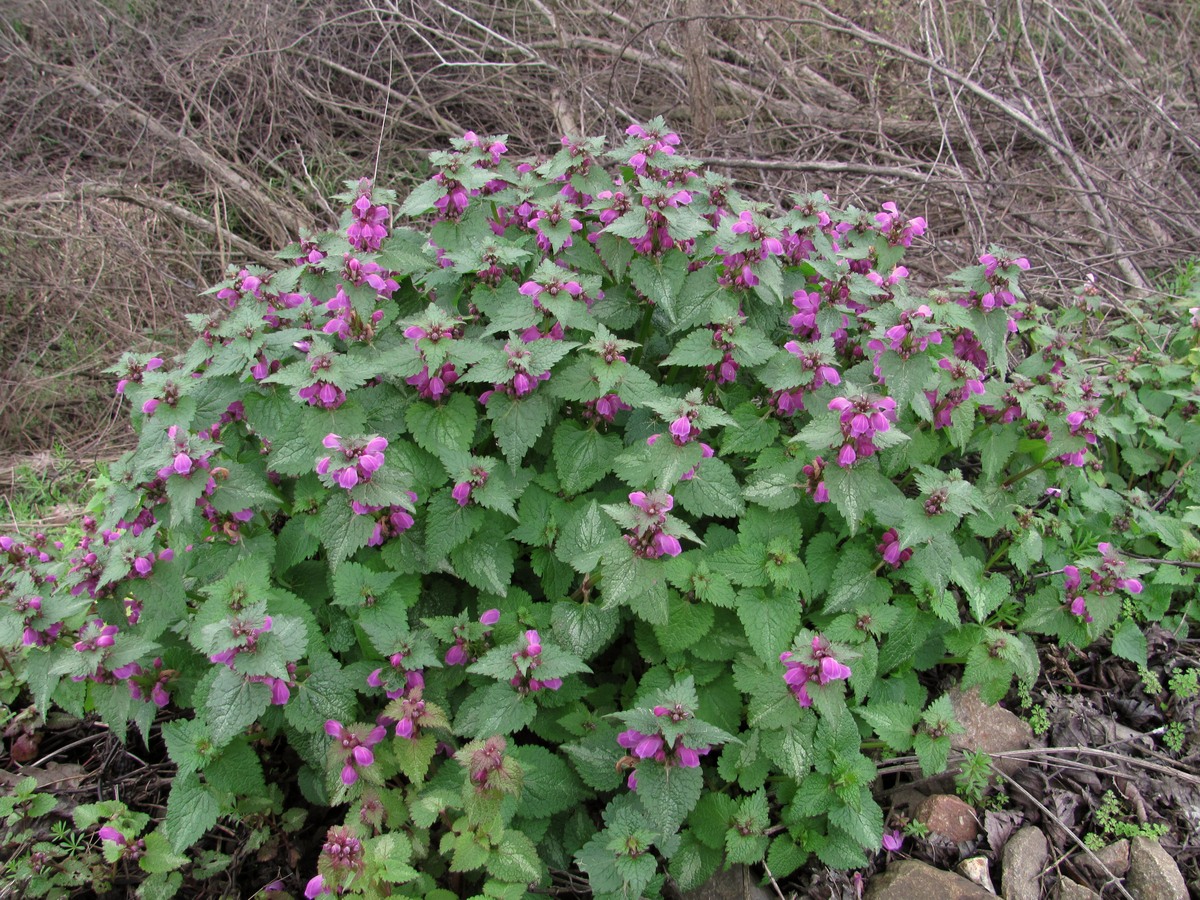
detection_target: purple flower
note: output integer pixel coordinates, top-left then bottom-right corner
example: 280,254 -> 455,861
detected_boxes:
882,830 -> 904,852
98,826 -> 126,845
324,720 -> 386,785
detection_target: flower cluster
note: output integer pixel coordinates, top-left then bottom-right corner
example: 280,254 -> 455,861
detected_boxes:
457,735 -> 519,794
828,393 -> 897,466
316,434 -> 387,490
876,529 -> 912,569
325,720 -> 387,786
509,629 -> 562,693
347,181 -> 390,251
1063,542 -> 1144,623
780,635 -> 852,707
624,490 -> 683,558
617,708 -> 711,790
445,608 -> 500,665
353,492 -> 417,547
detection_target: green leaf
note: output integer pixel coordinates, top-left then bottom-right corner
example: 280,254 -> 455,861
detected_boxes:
913,732 -> 952,776
674,458 -> 745,518
393,734 -> 438,783
827,543 -> 889,614
204,739 -> 266,796
635,763 -> 703,840
630,249 -> 689,323
564,726 -> 624,792
767,836 -> 808,879
450,537 -> 515,596
737,590 -> 802,666
284,657 -> 358,734
318,498 -> 376,570
858,703 -> 920,753
487,831 -> 544,884
164,772 -> 220,854
487,392 -> 554,466
824,463 -> 896,535
1110,619 -> 1148,667
553,421 -> 621,494
453,682 -> 535,738
654,595 -> 714,656
399,178 -> 449,216
669,831 -> 723,892
556,501 -> 620,573
725,830 -> 768,865
551,601 -> 621,659
513,745 -> 587,818
761,722 -> 815,781
406,394 -> 477,462
424,489 -> 485,560
828,793 -> 883,850
661,329 -> 722,367
203,668 -> 271,749
139,829 -> 189,874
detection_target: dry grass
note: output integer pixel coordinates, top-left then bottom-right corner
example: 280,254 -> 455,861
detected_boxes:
1,0 -> 1197,454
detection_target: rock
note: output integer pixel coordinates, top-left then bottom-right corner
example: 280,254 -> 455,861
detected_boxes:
916,794 -> 980,843
956,857 -> 996,894
949,686 -> 1034,777
682,863 -> 772,900
1056,877 -> 1099,900
1126,836 -> 1187,900
1000,826 -> 1048,900
1084,838 -> 1130,879
866,860 -> 996,899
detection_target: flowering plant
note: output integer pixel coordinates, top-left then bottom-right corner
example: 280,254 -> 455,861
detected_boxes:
2,119 -> 1197,897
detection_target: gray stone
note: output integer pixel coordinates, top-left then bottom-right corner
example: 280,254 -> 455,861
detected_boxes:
916,793 -> 981,843
682,863 -> 772,900
949,686 -> 1034,777
1086,838 -> 1130,879
956,857 -> 996,894
1126,836 -> 1187,900
866,860 -> 996,900
1056,877 -> 1099,900
1001,825 -> 1048,900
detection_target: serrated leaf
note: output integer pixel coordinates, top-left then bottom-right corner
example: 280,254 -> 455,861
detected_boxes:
669,831 -> 722,892
674,458 -> 745,518
164,773 -> 220,853
553,421 -> 621,494
285,657 -> 358,734
858,703 -> 920,752
737,590 -> 801,665
487,392 -> 554,466
556,500 -> 619,573
406,394 -> 477,461
827,544 -> 889,614
1110,619 -> 1148,667
654,595 -> 715,656
551,601 -> 621,659
450,538 -> 515,596
913,732 -> 951,776
513,745 -> 587,818
319,498 -> 376,570
630,250 -> 688,323
487,831 -> 543,883
203,668 -> 271,749
393,734 -> 438,783
767,836 -> 807,879
634,762 -> 703,839
453,682 -> 535,738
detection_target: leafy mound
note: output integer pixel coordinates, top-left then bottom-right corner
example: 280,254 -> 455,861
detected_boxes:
2,121 -> 1198,898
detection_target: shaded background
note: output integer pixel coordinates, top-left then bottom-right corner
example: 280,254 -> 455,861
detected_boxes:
2,0 -> 1198,461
